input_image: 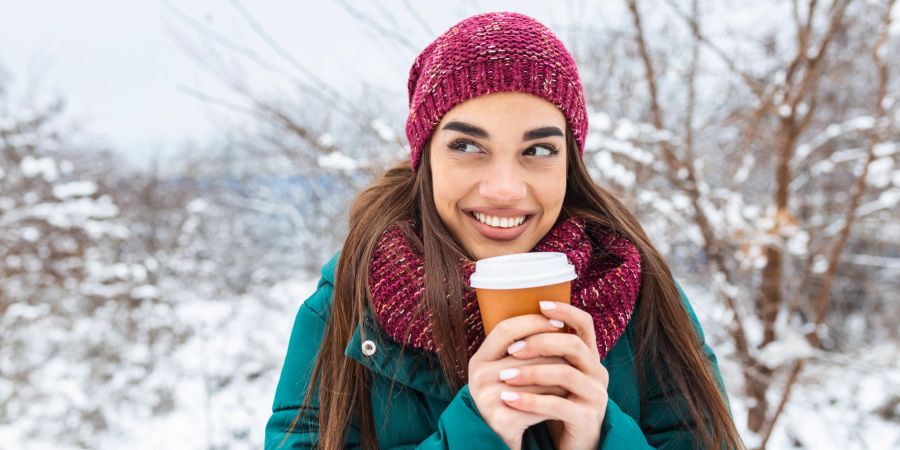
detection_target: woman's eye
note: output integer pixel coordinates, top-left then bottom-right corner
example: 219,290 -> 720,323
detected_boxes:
448,140 -> 483,154
524,145 -> 558,157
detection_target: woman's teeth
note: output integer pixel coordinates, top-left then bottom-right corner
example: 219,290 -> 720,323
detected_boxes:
473,212 -> 526,228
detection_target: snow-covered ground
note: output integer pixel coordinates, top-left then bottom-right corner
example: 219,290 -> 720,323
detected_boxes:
0,276 -> 320,450
3,274 -> 895,449
680,282 -> 900,450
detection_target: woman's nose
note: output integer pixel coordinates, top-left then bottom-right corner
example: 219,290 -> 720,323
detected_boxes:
478,164 -> 527,203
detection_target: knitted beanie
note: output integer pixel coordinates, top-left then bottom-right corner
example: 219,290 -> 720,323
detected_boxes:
405,12 -> 588,171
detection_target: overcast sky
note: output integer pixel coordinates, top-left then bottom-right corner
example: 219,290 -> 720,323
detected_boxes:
0,0 -> 598,170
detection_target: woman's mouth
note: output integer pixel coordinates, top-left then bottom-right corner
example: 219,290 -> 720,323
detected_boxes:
464,210 -> 533,241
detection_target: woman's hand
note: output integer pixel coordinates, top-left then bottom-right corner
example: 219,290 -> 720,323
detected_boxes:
500,301 -> 610,450
468,314 -> 572,450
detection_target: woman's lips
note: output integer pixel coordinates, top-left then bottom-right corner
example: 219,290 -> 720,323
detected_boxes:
464,211 -> 532,241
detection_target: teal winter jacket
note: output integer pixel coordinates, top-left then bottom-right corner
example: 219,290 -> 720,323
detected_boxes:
265,252 -> 730,449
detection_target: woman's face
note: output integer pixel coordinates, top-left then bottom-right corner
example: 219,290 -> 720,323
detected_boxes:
429,91 -> 568,261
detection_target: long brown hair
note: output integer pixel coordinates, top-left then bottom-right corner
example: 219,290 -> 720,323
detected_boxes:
286,129 -> 745,449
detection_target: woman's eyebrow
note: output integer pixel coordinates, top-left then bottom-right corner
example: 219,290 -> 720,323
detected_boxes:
441,121 -> 489,139
441,121 -> 563,141
522,126 -> 564,141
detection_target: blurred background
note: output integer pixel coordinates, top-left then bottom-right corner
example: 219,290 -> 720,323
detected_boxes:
1,1 -> 898,449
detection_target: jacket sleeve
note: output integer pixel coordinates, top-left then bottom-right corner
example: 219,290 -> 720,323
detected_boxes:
597,282 -> 731,450
413,385 -> 511,449
264,279 -> 509,450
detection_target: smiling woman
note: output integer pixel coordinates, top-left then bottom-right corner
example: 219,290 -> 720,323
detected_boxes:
265,11 -> 745,450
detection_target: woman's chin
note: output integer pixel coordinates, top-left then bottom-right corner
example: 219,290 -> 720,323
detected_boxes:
465,239 -> 533,261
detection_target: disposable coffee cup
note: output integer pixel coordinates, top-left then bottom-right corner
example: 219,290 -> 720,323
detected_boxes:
469,252 -> 577,335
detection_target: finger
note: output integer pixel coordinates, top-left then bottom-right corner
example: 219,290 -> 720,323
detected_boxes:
471,355 -> 564,388
491,407 -> 547,431
498,364 -> 603,402
499,390 -> 591,424
513,383 -> 568,398
472,314 -> 568,361
495,355 -> 572,396
506,332 -> 598,375
538,301 -> 599,358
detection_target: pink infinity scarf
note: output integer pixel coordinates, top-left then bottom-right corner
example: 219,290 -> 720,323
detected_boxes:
368,216 -> 642,361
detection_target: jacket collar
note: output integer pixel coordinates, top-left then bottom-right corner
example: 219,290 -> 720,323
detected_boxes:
344,308 -> 455,402
324,251 -> 451,401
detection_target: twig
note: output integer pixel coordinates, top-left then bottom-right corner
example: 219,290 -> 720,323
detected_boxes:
662,0 -> 766,98
336,0 -> 419,52
402,0 -> 434,37
758,359 -> 806,449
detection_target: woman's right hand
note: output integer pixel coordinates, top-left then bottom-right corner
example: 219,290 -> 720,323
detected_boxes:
468,314 -> 571,450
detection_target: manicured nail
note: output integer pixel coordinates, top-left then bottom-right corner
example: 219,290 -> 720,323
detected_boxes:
549,319 -> 565,328
539,301 -> 557,310
499,368 -> 519,381
507,340 -> 526,354
500,391 -> 519,402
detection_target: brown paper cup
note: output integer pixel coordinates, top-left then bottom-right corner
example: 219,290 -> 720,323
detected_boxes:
469,252 -> 577,335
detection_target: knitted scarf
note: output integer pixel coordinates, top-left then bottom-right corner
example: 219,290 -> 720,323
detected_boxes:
368,216 -> 642,361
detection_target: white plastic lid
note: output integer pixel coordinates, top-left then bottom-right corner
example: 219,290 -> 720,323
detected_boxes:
469,252 -> 577,289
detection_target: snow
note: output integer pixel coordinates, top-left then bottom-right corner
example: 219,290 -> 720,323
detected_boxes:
812,254 -> 829,273
52,180 -> 98,199
876,43 -> 888,60
757,333 -> 816,369
683,281 -> 900,450
1,2 -> 898,449
593,150 -> 636,188
785,229 -> 809,256
21,226 -> 40,242
613,119 -> 637,140
370,118 -> 396,142
777,104 -> 792,118
734,154 -> 754,184
20,155 -> 59,182
130,284 -> 160,299
845,253 -> 900,270
794,116 -> 877,165
866,156 -> 895,188
316,132 -> 335,148
27,197 -> 120,228
596,137 -> 654,164
186,198 -> 207,213
857,190 -> 900,217
589,111 -> 612,131
317,150 -> 359,171
874,141 -> 897,157
806,47 -> 818,60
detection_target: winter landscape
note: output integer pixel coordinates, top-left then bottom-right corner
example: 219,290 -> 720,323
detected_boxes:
0,1 -> 898,449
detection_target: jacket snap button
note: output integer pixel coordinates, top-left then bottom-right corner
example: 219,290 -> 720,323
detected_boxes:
361,340 -> 377,356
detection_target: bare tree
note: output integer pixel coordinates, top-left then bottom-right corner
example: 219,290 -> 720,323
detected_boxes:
611,0 -> 899,446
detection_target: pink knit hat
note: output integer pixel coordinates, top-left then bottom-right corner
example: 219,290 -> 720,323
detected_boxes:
405,12 -> 588,171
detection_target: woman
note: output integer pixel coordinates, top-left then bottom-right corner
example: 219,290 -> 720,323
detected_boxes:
265,11 -> 744,450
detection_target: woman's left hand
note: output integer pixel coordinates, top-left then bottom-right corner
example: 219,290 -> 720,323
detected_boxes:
499,300 -> 609,450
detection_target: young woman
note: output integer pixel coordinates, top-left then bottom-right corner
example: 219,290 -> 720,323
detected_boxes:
265,12 -> 745,450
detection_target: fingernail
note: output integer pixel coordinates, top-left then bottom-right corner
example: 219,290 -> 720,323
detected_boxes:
549,319 -> 565,328
507,340 -> 526,354
500,391 -> 519,402
539,301 -> 557,310
499,368 -> 519,381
